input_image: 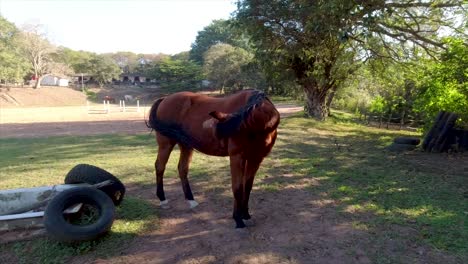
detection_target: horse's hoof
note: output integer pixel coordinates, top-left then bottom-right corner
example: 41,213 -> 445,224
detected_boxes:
235,221 -> 246,229
187,200 -> 199,209
243,219 -> 255,227
159,199 -> 170,209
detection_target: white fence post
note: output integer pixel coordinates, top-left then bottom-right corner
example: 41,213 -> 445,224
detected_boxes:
137,100 -> 140,112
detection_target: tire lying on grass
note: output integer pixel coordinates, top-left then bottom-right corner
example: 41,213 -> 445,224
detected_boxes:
386,142 -> 417,152
65,164 -> 125,205
44,187 -> 115,243
393,137 -> 421,145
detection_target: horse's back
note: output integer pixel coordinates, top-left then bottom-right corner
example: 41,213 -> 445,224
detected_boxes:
156,91 -> 252,121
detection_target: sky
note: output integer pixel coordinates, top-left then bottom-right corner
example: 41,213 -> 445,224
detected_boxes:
0,0 -> 237,54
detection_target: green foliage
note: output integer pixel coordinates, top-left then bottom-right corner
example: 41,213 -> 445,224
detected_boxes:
335,55 -> 423,126
333,68 -> 374,113
104,51 -> 140,74
203,43 -> 261,93
83,55 -> 121,87
190,19 -> 248,64
54,47 -> 94,74
369,96 -> 386,114
18,24 -> 57,88
54,49 -> 121,87
0,16 -> 29,83
83,88 -> 97,100
234,0 -> 467,119
144,57 -> 203,91
415,38 -> 468,128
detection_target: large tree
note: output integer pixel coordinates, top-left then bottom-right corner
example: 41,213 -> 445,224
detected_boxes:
104,51 -> 140,73
190,19 -> 248,64
235,0 -> 467,119
53,47 -> 94,74
85,55 -> 121,88
204,43 -> 251,92
144,57 -> 203,91
415,38 -> 468,127
19,24 -> 56,89
0,16 -> 28,84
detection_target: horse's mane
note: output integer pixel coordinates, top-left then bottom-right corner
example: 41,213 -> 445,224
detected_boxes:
215,90 -> 268,138
146,97 -> 202,149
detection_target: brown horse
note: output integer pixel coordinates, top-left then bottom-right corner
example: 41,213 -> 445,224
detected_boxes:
146,89 -> 280,228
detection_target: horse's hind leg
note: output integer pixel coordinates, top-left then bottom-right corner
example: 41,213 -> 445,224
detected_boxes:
242,158 -> 262,221
178,145 -> 198,209
230,154 -> 246,228
155,134 -> 175,208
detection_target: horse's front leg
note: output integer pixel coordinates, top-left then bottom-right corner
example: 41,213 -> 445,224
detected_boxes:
178,145 -> 198,209
230,154 -> 246,228
155,134 -> 175,208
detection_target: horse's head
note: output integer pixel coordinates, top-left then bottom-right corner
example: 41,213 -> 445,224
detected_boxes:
207,91 -> 279,141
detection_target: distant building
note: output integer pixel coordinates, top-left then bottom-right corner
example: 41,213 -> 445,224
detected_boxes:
119,73 -> 155,84
40,75 -> 70,87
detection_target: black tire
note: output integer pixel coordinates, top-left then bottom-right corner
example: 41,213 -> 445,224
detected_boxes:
394,137 -> 421,145
65,164 -> 125,206
44,187 -> 115,242
460,130 -> 468,152
386,143 -> 417,152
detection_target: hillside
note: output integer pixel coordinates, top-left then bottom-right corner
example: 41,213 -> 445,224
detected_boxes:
0,87 -> 88,107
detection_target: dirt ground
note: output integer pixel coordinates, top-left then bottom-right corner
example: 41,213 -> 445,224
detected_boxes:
0,87 -> 88,107
0,104 -> 302,138
88,177 -> 365,264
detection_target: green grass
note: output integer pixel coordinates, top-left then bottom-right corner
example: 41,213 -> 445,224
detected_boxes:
269,95 -> 302,105
260,111 -> 467,258
0,110 -> 467,262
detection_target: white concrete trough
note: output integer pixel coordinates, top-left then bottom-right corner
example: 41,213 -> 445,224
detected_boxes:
0,181 -> 110,232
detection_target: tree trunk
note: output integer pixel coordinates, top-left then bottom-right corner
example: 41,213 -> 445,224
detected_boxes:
386,109 -> 393,129
325,85 -> 338,115
34,76 -> 42,89
304,84 -> 328,120
378,113 -> 383,128
399,108 -> 406,130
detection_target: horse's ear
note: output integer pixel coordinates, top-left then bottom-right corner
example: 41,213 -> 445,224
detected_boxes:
209,111 -> 230,122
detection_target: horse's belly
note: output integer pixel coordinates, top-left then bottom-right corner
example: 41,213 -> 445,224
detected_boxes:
196,142 -> 229,157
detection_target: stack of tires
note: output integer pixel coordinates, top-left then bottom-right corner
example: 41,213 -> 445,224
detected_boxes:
44,164 -> 126,243
422,111 -> 468,152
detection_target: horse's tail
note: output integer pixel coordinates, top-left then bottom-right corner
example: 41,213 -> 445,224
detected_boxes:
146,97 -> 165,130
146,97 -> 200,149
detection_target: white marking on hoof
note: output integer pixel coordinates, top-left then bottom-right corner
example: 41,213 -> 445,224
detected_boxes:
187,200 -> 199,209
160,199 -> 170,209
